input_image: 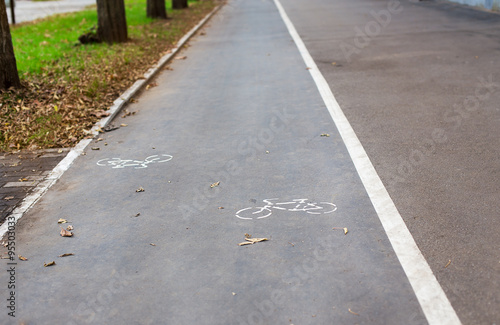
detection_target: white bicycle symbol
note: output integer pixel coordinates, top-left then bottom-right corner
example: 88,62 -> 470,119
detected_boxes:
97,154 -> 173,169
236,198 -> 337,220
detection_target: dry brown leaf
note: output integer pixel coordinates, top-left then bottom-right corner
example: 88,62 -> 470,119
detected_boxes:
136,187 -> 145,192
60,227 -> 73,237
120,123 -> 128,127
246,237 -> 268,243
333,227 -> 348,235
320,133 -> 330,137
4,196 -> 14,201
66,225 -> 74,231
238,241 -> 254,246
150,243 -> 156,246
239,237 -> 268,246
57,218 -> 68,224
91,147 -> 100,150
58,253 -> 74,257
348,308 -> 359,316
175,56 -> 187,60
146,82 -> 158,90
18,255 -> 28,261
444,260 -> 451,268
210,181 -> 220,188
44,261 -> 56,267
244,233 -> 251,238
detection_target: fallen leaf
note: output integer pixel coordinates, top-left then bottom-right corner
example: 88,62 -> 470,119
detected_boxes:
246,237 -> 268,243
210,181 -> 220,188
239,237 -> 268,246
348,308 -> 359,316
18,255 -> 28,261
320,133 -> 330,137
58,253 -> 74,257
444,260 -> 451,268
232,292 -> 236,296
238,241 -> 254,246
244,233 -> 251,238
66,225 -> 74,231
136,187 -> 145,192
130,98 -> 138,103
150,243 -> 156,246
146,82 -> 158,90
133,213 -> 141,217
44,261 -> 56,267
4,196 -> 14,201
120,123 -> 128,127
58,218 -> 68,224
91,147 -> 100,150
218,207 -> 224,209
121,110 -> 136,118
103,125 -> 119,132
60,226 -> 73,237
19,178 -> 28,182
332,227 -> 348,235
175,56 -> 187,60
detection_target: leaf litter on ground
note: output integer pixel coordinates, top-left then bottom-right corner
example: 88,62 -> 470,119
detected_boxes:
0,1 -> 218,152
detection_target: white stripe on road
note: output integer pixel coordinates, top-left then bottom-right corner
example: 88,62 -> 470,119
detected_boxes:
272,0 -> 461,324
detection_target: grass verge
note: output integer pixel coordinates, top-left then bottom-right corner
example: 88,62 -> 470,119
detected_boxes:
0,0 -> 217,152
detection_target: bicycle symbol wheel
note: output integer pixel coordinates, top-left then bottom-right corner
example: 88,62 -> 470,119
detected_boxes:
145,154 -> 173,163
236,207 -> 272,220
305,202 -> 337,214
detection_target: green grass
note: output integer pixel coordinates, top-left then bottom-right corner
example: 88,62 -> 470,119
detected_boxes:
11,0 -> 197,74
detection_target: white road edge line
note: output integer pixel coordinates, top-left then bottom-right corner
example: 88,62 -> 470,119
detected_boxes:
0,4 -> 223,239
272,1 -> 461,324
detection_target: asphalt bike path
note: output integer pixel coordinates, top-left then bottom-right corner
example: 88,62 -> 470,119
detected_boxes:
1,0 -> 455,324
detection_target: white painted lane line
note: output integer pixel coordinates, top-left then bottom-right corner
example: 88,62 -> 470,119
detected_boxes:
272,1 -> 461,324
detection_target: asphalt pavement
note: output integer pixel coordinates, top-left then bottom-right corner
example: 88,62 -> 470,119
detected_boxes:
7,0 -> 95,24
0,0 -> 498,324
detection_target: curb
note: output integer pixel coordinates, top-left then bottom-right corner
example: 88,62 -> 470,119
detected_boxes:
0,3 -> 223,239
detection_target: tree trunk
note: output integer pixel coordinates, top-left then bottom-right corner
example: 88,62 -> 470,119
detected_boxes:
96,0 -> 127,44
9,0 -> 14,25
147,0 -> 167,19
0,0 -> 20,89
172,0 -> 188,9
